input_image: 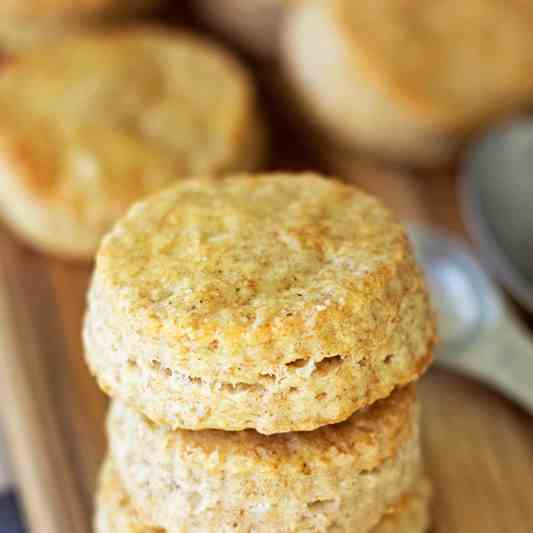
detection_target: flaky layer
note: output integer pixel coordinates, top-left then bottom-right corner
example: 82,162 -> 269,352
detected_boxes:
107,387 -> 422,532
0,29 -> 266,259
84,174 -> 435,432
95,458 -> 430,533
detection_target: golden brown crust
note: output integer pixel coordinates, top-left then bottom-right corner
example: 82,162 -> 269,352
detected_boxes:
84,173 -> 435,432
0,28 -> 266,258
85,173 -> 435,431
91,172 -> 433,377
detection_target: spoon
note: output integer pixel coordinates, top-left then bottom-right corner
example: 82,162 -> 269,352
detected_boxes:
461,118 -> 533,314
409,225 -> 533,414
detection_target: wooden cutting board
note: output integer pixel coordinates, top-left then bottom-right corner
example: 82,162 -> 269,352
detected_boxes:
0,15 -> 533,533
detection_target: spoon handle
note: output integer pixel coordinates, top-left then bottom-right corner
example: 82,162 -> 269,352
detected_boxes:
447,313 -> 533,413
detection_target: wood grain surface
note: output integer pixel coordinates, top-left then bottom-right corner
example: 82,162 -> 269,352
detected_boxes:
0,11 -> 532,533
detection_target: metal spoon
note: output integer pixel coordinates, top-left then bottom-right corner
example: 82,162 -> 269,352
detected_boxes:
461,118 -> 533,314
409,226 -> 533,413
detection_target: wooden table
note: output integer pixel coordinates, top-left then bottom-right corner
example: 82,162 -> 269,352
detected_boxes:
0,13 -> 532,533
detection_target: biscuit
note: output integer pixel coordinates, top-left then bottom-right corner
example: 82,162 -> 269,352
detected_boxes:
0,29 -> 266,259
195,0 -> 296,57
95,459 -> 430,532
107,386 -> 423,532
283,0 -> 533,168
84,173 -> 435,433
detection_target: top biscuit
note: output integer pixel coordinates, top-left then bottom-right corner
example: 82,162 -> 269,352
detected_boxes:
0,28 -> 266,259
84,173 -> 435,434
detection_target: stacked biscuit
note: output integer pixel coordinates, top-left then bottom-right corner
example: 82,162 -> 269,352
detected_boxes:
84,173 -> 436,532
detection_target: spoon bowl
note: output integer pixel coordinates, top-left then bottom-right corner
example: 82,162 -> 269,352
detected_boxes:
461,118 -> 533,314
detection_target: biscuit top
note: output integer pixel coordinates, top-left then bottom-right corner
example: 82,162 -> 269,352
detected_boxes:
0,29 -> 257,227
0,0 -> 153,17
111,386 -> 416,473
334,0 -> 533,127
94,173 -> 431,373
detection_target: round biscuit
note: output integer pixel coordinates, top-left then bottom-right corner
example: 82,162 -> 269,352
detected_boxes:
84,173 -> 435,433
282,0 -> 533,167
107,386 -> 423,532
0,28 -> 266,259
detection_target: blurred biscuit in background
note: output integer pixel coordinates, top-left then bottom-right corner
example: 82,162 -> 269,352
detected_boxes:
195,0 -> 297,57
0,28 -> 267,260
283,0 -> 533,169
0,0 -> 163,53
